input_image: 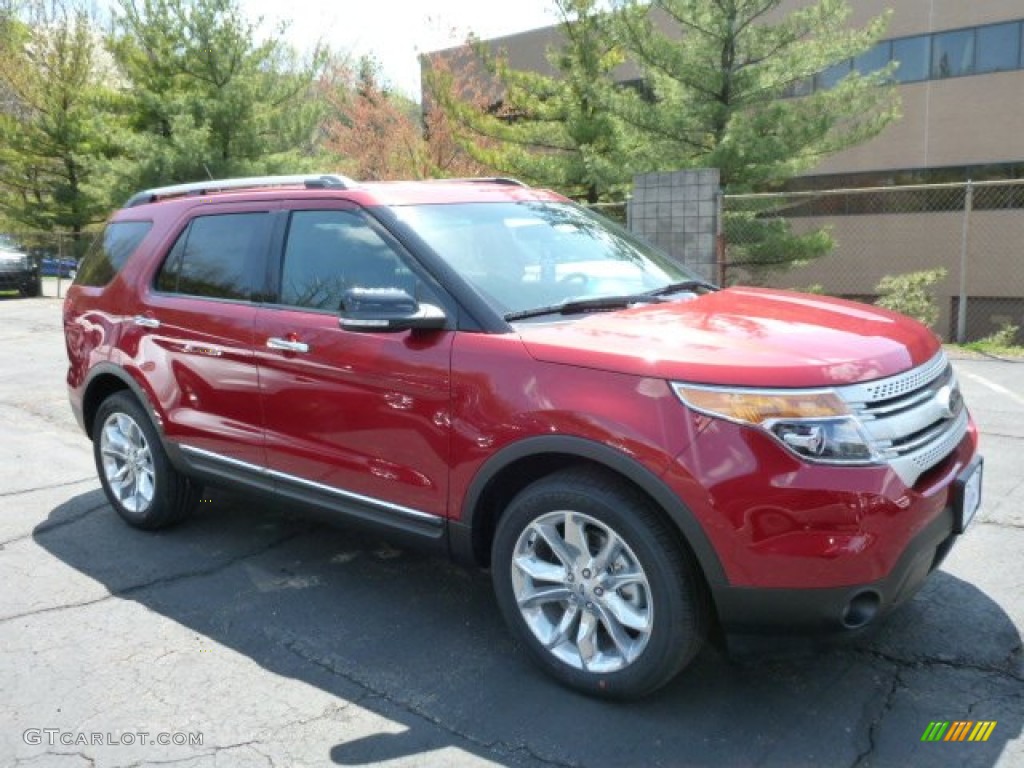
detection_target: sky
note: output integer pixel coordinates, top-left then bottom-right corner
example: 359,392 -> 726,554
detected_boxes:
242,0 -> 560,99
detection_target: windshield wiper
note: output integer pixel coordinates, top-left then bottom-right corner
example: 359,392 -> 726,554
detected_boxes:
504,294 -> 665,322
645,279 -> 718,297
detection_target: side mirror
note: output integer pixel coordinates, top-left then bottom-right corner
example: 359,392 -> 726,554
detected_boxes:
339,287 -> 447,333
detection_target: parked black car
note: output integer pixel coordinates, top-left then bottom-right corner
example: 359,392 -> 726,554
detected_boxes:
0,238 -> 41,297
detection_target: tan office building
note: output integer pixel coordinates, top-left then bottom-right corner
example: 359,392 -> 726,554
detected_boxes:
428,0 -> 1024,184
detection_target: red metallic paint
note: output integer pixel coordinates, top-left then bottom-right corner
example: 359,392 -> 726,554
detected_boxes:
663,417 -> 979,588
517,288 -> 941,387
255,306 -> 453,516
446,332 -> 699,521
64,179 -> 980,618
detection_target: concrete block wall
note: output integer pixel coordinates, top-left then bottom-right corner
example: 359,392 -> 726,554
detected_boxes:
628,169 -> 720,281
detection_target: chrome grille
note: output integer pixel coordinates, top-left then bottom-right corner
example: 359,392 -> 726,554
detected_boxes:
856,352 -> 948,402
839,352 -> 968,486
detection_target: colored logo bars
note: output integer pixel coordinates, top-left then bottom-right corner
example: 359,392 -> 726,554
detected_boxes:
921,721 -> 997,742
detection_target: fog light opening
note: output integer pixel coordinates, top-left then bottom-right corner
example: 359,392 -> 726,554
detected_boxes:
842,591 -> 881,629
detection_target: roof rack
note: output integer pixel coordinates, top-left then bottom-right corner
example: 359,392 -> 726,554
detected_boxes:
124,174 -> 357,207
430,177 -> 530,188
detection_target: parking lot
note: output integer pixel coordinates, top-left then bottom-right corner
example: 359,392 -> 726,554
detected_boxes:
1,295 -> 1021,768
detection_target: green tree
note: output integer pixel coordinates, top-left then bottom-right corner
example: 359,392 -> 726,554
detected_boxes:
425,0 -> 638,202
107,0 -> 328,194
610,0 -> 900,281
611,0 -> 898,191
0,0 -> 116,241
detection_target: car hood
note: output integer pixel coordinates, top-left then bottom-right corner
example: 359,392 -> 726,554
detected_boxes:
0,249 -> 28,269
515,287 -> 941,388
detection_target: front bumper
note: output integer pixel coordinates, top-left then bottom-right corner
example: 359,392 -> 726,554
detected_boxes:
0,267 -> 40,293
712,497 -> 958,631
665,414 -> 980,631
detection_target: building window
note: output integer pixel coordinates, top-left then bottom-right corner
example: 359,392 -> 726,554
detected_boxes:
976,22 -> 1021,74
854,41 -> 892,76
814,60 -> 852,90
932,29 -> 975,79
893,35 -> 932,83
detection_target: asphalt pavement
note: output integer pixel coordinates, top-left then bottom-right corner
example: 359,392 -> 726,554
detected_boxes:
1,296 -> 1021,768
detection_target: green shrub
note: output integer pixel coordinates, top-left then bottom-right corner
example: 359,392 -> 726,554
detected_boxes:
874,269 -> 947,327
964,320 -> 1023,355
977,320 -> 1021,348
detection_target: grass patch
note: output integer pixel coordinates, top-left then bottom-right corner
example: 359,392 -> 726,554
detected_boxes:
957,321 -> 1024,358
960,340 -> 1024,358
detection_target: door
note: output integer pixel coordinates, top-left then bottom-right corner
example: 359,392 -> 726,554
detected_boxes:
255,205 -> 454,528
123,206 -> 274,470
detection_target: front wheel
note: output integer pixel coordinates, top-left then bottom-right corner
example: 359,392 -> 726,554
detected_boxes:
491,468 -> 708,699
93,391 -> 201,529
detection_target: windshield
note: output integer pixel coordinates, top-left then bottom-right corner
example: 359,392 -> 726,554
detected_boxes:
391,202 -> 704,317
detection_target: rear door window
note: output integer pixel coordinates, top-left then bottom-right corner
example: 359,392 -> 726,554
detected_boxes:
156,212 -> 270,301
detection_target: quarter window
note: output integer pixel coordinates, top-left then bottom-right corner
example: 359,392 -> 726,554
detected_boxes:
75,221 -> 152,287
156,213 -> 269,300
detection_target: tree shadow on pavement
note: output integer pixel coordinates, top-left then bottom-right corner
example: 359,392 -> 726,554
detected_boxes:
33,488 -> 1023,768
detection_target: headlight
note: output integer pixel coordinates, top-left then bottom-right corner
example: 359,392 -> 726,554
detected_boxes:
671,383 -> 879,465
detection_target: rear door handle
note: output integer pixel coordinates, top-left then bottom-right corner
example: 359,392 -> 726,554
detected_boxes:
133,315 -> 160,329
267,337 -> 310,354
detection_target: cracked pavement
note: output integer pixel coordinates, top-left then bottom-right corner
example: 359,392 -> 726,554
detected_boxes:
1,297 -> 1022,767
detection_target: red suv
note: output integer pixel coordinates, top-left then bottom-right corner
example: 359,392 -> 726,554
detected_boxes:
64,175 -> 982,698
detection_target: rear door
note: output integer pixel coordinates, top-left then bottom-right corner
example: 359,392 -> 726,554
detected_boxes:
122,203 -> 274,472
255,202 -> 454,533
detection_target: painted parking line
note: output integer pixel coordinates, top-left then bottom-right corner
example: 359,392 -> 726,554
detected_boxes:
959,371 -> 1024,408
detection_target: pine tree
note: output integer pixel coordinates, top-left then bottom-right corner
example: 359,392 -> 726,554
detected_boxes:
107,0 -> 328,194
0,1 -> 116,243
425,0 -> 638,203
609,0 -> 901,282
611,0 -> 898,191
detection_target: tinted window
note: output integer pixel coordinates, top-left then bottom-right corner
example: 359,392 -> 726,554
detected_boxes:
157,213 -> 268,300
854,42 -> 891,76
893,36 -> 931,82
932,29 -> 975,78
976,22 -> 1021,73
75,221 -> 152,287
280,210 -> 423,311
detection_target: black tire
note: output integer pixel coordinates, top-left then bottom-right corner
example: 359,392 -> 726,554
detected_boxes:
92,391 -> 201,530
19,278 -> 41,298
492,467 -> 708,699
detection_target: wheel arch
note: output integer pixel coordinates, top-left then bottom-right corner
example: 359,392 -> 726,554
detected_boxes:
82,364 -> 164,441
450,435 -> 727,588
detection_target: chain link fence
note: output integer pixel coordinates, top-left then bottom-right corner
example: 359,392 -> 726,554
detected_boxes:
1,230 -> 93,298
722,180 -> 1024,344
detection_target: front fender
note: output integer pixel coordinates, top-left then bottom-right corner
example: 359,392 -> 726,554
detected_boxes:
452,434 -> 726,588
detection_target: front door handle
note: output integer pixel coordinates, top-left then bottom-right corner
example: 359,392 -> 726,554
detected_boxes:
133,315 -> 160,329
267,337 -> 310,354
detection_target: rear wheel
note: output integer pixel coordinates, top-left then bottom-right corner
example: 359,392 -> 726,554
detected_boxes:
93,392 -> 201,529
492,468 -> 708,699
